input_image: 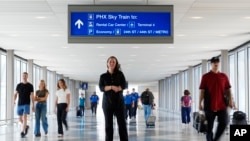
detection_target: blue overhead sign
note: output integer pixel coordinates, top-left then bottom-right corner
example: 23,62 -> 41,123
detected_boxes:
68,5 -> 173,43
70,12 -> 171,37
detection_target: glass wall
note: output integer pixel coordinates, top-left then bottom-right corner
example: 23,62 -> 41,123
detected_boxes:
237,50 -> 246,112
193,65 -> 202,111
229,54 -> 236,104
33,65 -> 41,91
158,41 -> 250,122
0,53 -> 7,120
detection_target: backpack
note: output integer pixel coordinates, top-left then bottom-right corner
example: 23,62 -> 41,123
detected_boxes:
141,92 -> 150,105
183,96 -> 191,107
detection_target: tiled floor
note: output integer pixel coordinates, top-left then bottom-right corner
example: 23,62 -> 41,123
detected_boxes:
0,109 -> 230,141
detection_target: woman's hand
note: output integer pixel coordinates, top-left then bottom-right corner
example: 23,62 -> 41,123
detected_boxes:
66,106 -> 69,112
111,86 -> 121,93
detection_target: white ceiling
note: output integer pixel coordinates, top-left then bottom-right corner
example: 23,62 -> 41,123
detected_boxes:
0,0 -> 250,85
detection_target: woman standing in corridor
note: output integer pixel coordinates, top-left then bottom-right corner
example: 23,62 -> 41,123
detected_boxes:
99,56 -> 128,141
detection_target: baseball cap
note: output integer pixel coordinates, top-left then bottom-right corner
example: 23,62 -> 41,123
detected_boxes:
210,57 -> 220,63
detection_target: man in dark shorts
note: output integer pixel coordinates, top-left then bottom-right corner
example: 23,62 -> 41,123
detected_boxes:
14,72 -> 34,138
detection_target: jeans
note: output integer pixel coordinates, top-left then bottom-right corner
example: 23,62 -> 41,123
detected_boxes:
205,110 -> 229,141
181,106 -> 191,124
34,102 -> 48,134
143,104 -> 152,121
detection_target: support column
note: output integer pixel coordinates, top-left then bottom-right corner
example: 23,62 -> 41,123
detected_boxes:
201,59 -> 208,75
6,50 -> 14,124
188,66 -> 193,94
221,50 -> 229,75
27,60 -> 33,83
50,71 -> 57,113
41,66 -> 47,82
178,71 -> 183,112
27,59 -> 33,122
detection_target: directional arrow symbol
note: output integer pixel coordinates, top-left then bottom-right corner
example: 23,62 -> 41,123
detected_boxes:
75,19 -> 84,29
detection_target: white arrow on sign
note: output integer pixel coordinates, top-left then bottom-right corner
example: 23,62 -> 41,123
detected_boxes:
75,19 -> 84,29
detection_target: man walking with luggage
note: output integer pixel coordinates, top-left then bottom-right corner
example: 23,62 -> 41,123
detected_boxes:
90,91 -> 99,116
140,88 -> 154,125
14,72 -> 34,138
199,57 -> 233,141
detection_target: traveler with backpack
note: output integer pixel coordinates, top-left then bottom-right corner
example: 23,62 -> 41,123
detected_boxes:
140,88 -> 154,123
181,90 -> 192,125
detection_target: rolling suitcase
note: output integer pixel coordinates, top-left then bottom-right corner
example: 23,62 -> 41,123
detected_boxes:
76,106 -> 82,117
146,116 -> 156,127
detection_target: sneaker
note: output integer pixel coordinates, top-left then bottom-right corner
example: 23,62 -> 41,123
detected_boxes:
21,132 -> 25,138
35,133 -> 41,137
45,132 -> 48,136
58,134 -> 63,137
25,125 -> 29,135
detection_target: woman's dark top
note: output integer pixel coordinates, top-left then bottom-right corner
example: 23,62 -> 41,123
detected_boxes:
99,70 -> 126,109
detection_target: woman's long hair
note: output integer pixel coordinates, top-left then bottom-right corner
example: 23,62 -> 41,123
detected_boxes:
107,56 -> 121,73
57,79 -> 67,91
40,80 -> 48,91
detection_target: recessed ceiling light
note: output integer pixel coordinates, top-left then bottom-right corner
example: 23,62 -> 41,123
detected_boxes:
62,46 -> 68,49
51,34 -> 60,37
191,16 -> 204,19
97,46 -> 104,48
99,54 -> 106,57
130,54 -> 137,57
218,34 -> 228,37
35,16 -> 47,19
176,34 -> 185,37
9,34 -> 19,37
243,16 -> 250,19
132,46 -> 140,49
168,46 -> 174,48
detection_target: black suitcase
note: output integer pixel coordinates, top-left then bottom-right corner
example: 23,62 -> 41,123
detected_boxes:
193,112 -> 199,130
232,111 -> 247,125
194,112 -> 207,133
76,107 -> 82,117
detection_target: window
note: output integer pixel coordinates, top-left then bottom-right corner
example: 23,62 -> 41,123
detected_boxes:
0,53 -> 7,120
229,54 -> 236,103
237,50 -> 246,112
193,65 -> 202,111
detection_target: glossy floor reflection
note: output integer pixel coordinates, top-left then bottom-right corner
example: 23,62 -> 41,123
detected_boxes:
0,109 -> 229,141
